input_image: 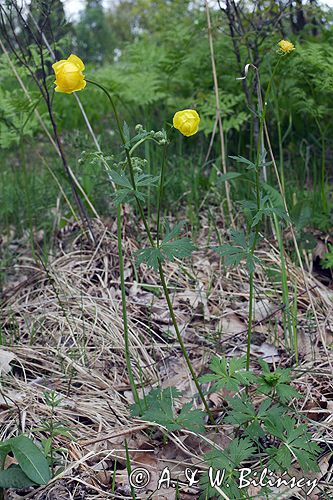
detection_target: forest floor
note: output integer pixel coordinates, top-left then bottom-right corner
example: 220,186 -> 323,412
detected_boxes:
1,215 -> 333,499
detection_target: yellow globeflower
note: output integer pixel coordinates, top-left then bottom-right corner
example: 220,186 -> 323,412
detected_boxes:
173,109 -> 200,137
52,54 -> 86,94
278,40 -> 295,54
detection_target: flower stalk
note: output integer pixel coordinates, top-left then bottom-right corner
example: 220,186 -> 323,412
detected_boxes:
246,58 -> 281,370
88,80 -> 215,425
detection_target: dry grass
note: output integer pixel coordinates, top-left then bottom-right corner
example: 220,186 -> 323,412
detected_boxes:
1,217 -> 333,499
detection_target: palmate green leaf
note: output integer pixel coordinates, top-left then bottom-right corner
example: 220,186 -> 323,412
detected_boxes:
136,173 -> 160,187
225,396 -> 285,442
162,237 -> 196,261
275,383 -> 301,402
294,444 -> 321,472
213,230 -> 259,273
265,415 -> 320,473
200,437 -> 256,499
141,398 -> 179,431
0,465 -> 37,488
227,437 -> 257,465
240,199 -> 257,211
214,244 -> 245,267
136,221 -> 196,270
199,356 -> 257,392
257,399 -> 285,426
251,206 -> 289,228
136,246 -> 162,270
112,188 -> 135,205
176,403 -> 206,433
130,388 -> 205,433
109,169 -> 159,206
267,445 -> 292,471
225,396 -> 256,426
256,363 -> 301,402
262,182 -> 284,208
162,220 -> 186,242
229,155 -> 256,170
108,169 -> 132,189
267,439 -> 320,473
9,435 -> 51,485
130,387 -> 180,417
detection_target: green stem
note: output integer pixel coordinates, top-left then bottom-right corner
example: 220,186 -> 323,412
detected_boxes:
129,136 -> 158,156
87,79 -> 140,405
158,261 -> 215,424
156,142 -> 168,245
321,132 -> 327,213
117,205 -> 141,406
313,105 -> 327,215
89,80 -> 215,424
246,58 -> 281,371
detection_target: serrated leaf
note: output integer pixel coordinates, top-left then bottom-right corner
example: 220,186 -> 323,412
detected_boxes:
267,445 -> 292,471
136,173 -> 160,187
161,237 -> 196,261
205,437 -> 256,469
217,172 -> 242,183
176,403 -> 206,433
213,244 -> 245,268
108,169 -> 132,189
262,182 -> 284,208
265,416 -> 320,473
275,383 -> 301,402
229,155 -> 256,170
225,397 -> 256,425
130,388 -> 204,433
199,356 -> 257,392
136,246 -> 162,270
111,188 -> 133,206
162,221 -> 186,243
136,222 -> 196,270
227,437 -> 256,465
256,365 -> 301,402
213,230 -> 259,272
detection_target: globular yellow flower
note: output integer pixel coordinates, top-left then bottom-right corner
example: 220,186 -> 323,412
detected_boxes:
173,109 -> 200,137
52,54 -> 86,94
278,40 -> 295,54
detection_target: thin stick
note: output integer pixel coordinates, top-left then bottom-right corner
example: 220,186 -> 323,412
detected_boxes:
205,0 -> 235,228
264,122 -> 331,365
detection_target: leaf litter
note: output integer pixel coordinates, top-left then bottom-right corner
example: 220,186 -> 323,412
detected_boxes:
1,216 -> 333,499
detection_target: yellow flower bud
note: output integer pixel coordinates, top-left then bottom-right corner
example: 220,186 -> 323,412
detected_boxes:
173,109 -> 200,137
52,54 -> 86,94
277,40 -> 295,54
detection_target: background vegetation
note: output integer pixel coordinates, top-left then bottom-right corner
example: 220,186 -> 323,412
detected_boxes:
1,0 -> 333,247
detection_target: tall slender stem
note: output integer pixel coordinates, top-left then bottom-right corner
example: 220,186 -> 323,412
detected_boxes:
86,79 -> 140,404
320,131 -> 327,213
117,205 -> 140,405
156,142 -> 168,245
157,261 -> 215,424
89,80 -> 215,424
246,59 -> 280,370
